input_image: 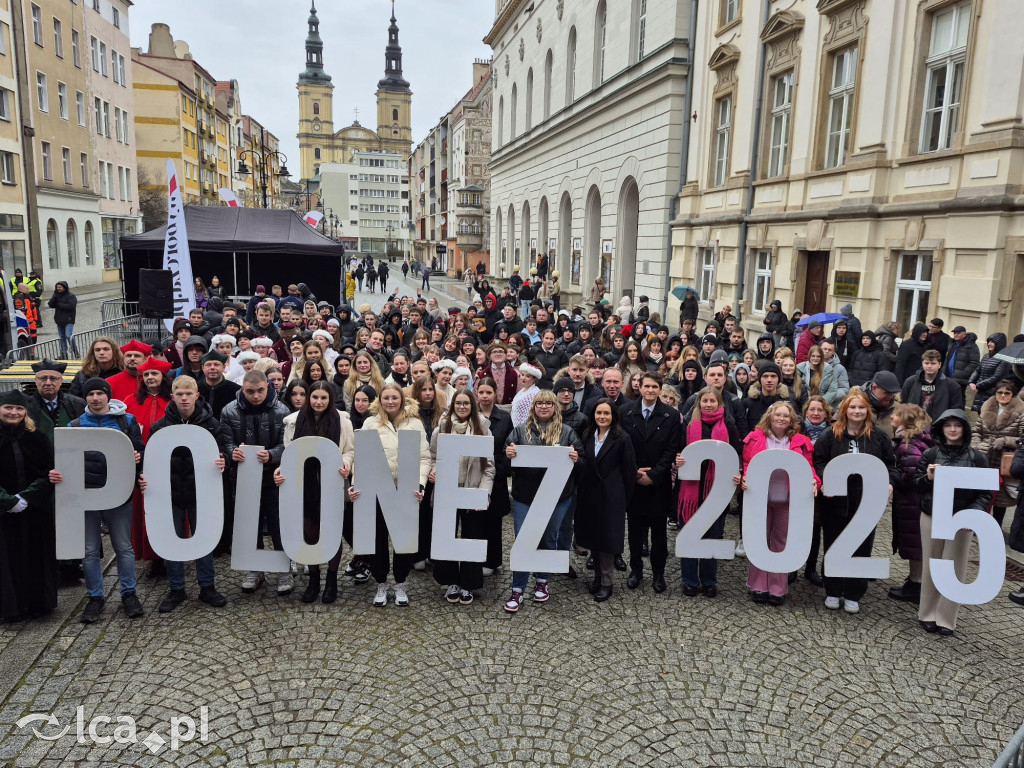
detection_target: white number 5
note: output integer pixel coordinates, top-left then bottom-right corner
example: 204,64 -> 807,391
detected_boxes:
930,465 -> 1002,605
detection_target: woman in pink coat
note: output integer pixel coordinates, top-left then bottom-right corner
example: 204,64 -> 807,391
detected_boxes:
741,400 -> 821,605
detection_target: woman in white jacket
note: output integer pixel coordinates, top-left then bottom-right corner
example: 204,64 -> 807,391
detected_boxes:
348,382 -> 431,607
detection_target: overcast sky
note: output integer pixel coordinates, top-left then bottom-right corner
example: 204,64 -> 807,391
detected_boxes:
129,0 -> 494,178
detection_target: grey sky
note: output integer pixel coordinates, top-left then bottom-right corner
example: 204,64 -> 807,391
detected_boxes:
129,0 -> 494,179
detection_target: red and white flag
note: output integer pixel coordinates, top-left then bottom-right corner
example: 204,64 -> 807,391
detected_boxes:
218,188 -> 239,207
162,159 -> 196,333
304,211 -> 324,227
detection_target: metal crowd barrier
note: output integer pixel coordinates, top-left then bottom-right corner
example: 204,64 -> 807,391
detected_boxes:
994,723 -> 1024,768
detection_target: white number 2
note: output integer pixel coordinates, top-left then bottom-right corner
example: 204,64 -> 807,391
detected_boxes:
676,440 -> 738,559
822,453 -> 890,580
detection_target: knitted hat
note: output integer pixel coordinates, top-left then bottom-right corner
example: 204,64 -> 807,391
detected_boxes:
255,285 -> 266,293
806,320 -> 823,330
757,361 -> 781,380
553,376 -> 575,393
172,318 -> 192,335
0,389 -> 31,408
82,377 -> 112,398
701,334 -> 718,346
840,303 -> 853,316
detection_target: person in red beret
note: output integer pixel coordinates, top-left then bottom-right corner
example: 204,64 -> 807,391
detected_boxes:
108,340 -> 153,403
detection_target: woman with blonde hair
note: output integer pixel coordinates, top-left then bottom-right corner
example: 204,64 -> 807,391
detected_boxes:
797,344 -> 840,407
287,340 -> 324,384
354,326 -> 371,350
347,382 -> 430,607
344,350 -> 385,410
813,389 -> 898,614
503,390 -> 583,612
887,403 -> 932,604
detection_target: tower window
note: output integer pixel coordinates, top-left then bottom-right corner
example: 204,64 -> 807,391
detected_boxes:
313,102 -> 320,115
393,108 -> 398,121
314,147 -> 321,160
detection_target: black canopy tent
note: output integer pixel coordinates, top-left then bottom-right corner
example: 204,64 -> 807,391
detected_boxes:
119,207 -> 345,307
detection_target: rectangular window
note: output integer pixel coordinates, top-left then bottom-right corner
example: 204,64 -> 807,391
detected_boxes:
71,29 -> 80,67
99,41 -> 107,76
36,72 -> 47,112
0,21 -> 7,55
62,147 -> 72,184
825,46 -> 858,169
41,141 -> 52,180
920,1 -> 969,153
0,151 -> 15,184
57,82 -> 68,119
90,37 -> 99,70
767,71 -> 793,178
94,98 -> 102,134
80,153 -> 88,187
714,96 -> 731,187
637,0 -> 647,59
125,168 -> 132,201
118,54 -> 126,87
114,107 -> 122,141
0,89 -> 9,121
722,0 -> 738,25
53,17 -> 63,57
111,50 -> 119,84
118,166 -> 125,200
92,0 -> 99,10
893,252 -> 934,331
182,95 -> 187,113
76,91 -> 85,125
753,250 -> 772,314
102,101 -> 110,137
31,5 -> 42,46
698,247 -> 716,302
120,110 -> 129,145
112,8 -> 120,28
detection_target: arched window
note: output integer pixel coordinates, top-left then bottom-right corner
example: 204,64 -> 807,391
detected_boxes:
66,220 -> 78,267
566,27 -> 577,104
594,1 -> 607,85
84,221 -> 95,265
459,219 -> 470,235
314,146 -> 321,160
497,96 -> 504,146
471,220 -> 481,235
393,108 -> 399,121
46,219 -> 59,269
510,84 -> 518,139
313,102 -> 320,116
543,50 -> 553,120
525,69 -> 534,131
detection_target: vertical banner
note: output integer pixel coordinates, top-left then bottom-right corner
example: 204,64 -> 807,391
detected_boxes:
162,158 -> 195,333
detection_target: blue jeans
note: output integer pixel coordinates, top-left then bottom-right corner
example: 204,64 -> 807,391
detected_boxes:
557,496 -> 576,552
520,300 -> 531,319
357,278 -> 364,291
511,496 -> 571,591
679,509 -> 726,588
165,501 -> 217,590
83,501 -> 136,598
58,323 -> 77,358
422,273 -> 430,290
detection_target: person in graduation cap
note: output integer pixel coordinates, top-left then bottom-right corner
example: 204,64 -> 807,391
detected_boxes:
108,340 -> 153,403
0,389 -> 57,621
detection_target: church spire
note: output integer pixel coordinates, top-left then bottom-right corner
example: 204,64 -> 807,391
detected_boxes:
299,1 -> 331,84
377,0 -> 411,94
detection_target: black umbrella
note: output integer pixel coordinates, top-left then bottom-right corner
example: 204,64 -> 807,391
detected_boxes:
994,341 -> 1024,365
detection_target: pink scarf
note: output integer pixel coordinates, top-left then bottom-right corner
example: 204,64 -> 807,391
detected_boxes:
677,408 -> 729,525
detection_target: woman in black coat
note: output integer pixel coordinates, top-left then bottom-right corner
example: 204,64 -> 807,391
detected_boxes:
895,323 -> 930,383
474,377 -> 513,574
576,398 -> 636,601
969,333 -> 1010,413
0,390 -> 57,621
847,330 -> 893,387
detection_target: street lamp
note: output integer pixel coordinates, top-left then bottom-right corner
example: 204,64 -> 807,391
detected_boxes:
236,126 -> 291,208
385,222 -> 395,262
293,180 -> 321,212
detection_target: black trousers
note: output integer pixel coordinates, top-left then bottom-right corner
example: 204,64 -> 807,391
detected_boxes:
806,497 -> 823,572
628,513 -> 667,576
415,482 -> 435,562
369,506 -> 415,585
432,509 -> 486,592
821,511 -> 874,601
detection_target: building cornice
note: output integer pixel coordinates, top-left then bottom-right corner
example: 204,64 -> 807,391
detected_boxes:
483,0 -> 529,47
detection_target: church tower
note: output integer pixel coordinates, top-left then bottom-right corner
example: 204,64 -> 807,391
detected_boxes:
297,2 -> 334,180
376,1 -> 413,156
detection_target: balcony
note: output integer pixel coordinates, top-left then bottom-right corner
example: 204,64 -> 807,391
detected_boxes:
457,230 -> 483,253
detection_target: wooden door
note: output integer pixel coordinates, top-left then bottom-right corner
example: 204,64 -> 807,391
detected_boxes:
803,251 -> 830,316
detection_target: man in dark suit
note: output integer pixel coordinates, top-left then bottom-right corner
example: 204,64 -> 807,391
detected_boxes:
619,371 -> 681,593
27,359 -> 86,440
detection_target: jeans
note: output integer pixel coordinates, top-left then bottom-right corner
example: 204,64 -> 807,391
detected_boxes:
680,509 -> 726,587
422,273 -> 431,290
511,496 -> 571,591
357,278 -> 364,291
83,501 -> 136,598
165,501 -> 216,590
520,300 -> 531,319
57,323 -> 78,358
557,496 -> 576,551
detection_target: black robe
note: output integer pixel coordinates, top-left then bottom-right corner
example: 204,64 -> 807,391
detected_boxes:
0,423 -> 57,620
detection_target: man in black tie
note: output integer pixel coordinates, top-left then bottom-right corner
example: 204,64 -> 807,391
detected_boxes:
619,371 -> 681,593
27,359 -> 86,442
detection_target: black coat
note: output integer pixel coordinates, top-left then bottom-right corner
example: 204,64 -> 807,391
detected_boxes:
895,324 -> 930,382
900,370 -> 964,420
945,333 -> 981,390
914,414 -> 990,516
1009,445 -> 1024,553
150,400 -> 226,505
576,428 -> 637,553
846,340 -> 893,387
681,390 -> 748,436
220,388 -> 288,479
47,282 -> 77,325
482,407 -> 513,516
199,378 -> 241,419
620,399 -> 681,519
813,428 -> 898,522
529,345 -> 569,389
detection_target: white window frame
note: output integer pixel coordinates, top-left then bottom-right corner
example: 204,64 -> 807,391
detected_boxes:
723,0 -> 738,25
36,72 -> 47,112
40,141 -> 52,180
118,54 -> 126,87
94,97 -> 102,134
0,151 -> 15,184
57,82 -> 68,120
919,1 -> 969,153
768,71 -> 793,178
99,41 -> 107,77
80,152 -> 88,187
120,110 -> 129,145
0,21 -> 7,56
892,252 -> 933,328
53,17 -> 63,57
714,96 -> 731,187
71,29 -> 80,67
596,2 -> 607,83
31,5 -> 42,46
102,101 -> 110,137
698,246 -> 716,304
90,36 -> 99,71
111,50 -> 119,84
61,147 -> 72,184
752,250 -> 772,314
76,91 -> 85,125
637,0 -> 648,59
0,89 -> 9,122
825,46 -> 858,169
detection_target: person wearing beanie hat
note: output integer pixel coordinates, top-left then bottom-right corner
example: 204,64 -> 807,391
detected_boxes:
741,359 -> 795,430
199,348 -> 241,419
62,370 -> 146,623
164,321 -> 192,369
796,319 -> 824,364
553,375 -> 589,447
635,295 -> 650,324
837,303 -> 862,344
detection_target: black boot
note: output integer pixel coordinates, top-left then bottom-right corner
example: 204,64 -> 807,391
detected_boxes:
302,567 -> 321,603
322,571 -> 339,604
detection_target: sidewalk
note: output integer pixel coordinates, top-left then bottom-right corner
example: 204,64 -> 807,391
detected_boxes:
34,280 -> 123,343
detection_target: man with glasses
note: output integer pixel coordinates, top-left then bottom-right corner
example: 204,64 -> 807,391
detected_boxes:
475,343 -> 518,407
28,359 -> 86,439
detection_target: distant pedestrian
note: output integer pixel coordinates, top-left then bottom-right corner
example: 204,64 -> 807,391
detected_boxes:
402,261 -> 409,279
366,265 -> 377,294
378,262 -> 389,294
47,281 -> 78,358
421,264 -> 431,291
355,264 -> 365,292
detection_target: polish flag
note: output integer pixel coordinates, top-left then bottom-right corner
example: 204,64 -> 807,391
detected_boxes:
304,211 -> 324,227
218,188 -> 239,207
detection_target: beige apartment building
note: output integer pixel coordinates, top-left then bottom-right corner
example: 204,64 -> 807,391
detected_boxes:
669,0 -> 1024,340
0,0 -> 30,279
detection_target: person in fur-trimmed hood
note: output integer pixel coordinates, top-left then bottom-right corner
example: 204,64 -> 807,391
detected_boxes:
741,362 -> 797,433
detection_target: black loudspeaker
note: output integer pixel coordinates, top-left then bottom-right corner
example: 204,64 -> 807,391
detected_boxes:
138,269 -> 175,318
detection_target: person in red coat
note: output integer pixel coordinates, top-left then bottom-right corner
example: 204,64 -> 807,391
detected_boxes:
796,320 -> 823,364
108,340 -> 153,403
125,356 -> 172,574
474,343 -> 519,406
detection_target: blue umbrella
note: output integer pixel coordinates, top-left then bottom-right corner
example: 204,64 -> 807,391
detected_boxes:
796,312 -> 845,327
671,285 -> 700,301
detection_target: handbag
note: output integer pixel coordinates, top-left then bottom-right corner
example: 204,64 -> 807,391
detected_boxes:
1000,450 -> 1016,479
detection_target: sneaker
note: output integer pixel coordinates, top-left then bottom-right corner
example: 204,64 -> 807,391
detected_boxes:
344,562 -> 356,577
80,596 -> 105,624
824,596 -> 841,610
122,591 -> 144,618
504,589 -> 524,613
734,539 -> 746,558
158,589 -> 187,613
533,580 -> 550,602
843,600 -> 860,614
444,585 -> 461,603
458,589 -> 474,605
412,559 -> 427,572
353,562 -> 371,584
482,567 -> 495,577
373,583 -> 389,607
289,560 -> 299,575
277,573 -> 294,595
241,571 -> 265,593
198,585 -> 227,608
393,582 -> 409,606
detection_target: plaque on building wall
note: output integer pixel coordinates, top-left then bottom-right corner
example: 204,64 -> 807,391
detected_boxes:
834,270 -> 860,298
601,239 -> 613,287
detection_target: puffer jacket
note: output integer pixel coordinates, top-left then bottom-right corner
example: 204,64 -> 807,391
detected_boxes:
529,344 -> 569,390
741,382 -> 797,432
971,394 -> 1024,508
970,333 -> 1010,413
913,409 -> 992,515
763,305 -> 788,335
944,332 -> 981,390
847,333 -> 893,387
891,430 -> 931,561
219,386 -> 289,474
795,328 -> 820,363
149,400 -> 226,499
68,400 -> 145,491
874,325 -> 899,367
47,282 -> 77,326
895,323 -> 930,382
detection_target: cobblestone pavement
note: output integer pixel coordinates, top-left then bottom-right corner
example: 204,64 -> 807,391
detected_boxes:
1,509 -> 1023,768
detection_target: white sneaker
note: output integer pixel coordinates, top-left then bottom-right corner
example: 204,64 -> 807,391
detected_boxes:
240,571 -> 264,593
734,539 -> 746,558
277,573 -> 294,595
394,582 -> 409,606
373,583 -> 389,607
412,559 -> 427,571
843,600 -> 860,614
824,596 -> 841,610
289,560 -> 298,575
444,585 -> 460,603
482,567 -> 495,577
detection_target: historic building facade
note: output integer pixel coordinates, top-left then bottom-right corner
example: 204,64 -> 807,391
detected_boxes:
670,0 -> 1024,339
486,0 -> 692,313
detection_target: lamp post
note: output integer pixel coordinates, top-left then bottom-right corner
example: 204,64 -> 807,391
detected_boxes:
293,179 -> 320,213
385,222 -> 395,262
235,126 -> 291,208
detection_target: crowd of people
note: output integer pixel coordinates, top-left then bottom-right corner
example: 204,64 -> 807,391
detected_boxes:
1,270 -> 1023,639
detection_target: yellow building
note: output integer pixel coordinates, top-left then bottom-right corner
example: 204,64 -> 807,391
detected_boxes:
0,0 -> 29,278
297,1 -> 412,180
